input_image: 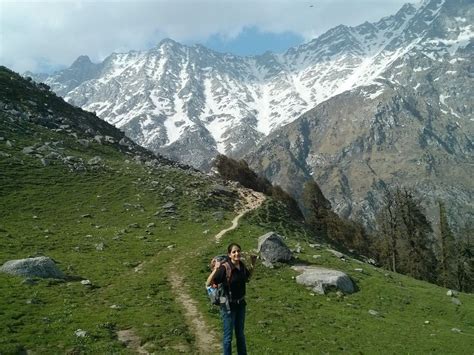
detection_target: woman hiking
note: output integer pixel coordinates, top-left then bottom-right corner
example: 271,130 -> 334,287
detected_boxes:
206,243 -> 257,355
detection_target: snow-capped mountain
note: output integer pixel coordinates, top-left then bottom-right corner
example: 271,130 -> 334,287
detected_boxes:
31,0 -> 472,170
243,0 -> 473,227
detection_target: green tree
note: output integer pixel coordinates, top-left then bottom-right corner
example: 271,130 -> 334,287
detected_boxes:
437,201 -> 457,288
302,180 -> 331,238
395,188 -> 437,282
455,225 -> 474,292
375,189 -> 400,273
374,188 -> 437,283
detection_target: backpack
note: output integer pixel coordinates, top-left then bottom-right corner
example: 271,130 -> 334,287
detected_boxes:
207,255 -> 233,308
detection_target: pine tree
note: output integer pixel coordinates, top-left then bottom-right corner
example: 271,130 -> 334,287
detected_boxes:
456,225 -> 474,292
375,189 -> 400,272
438,201 -> 457,288
395,188 -> 437,282
302,180 -> 331,238
374,188 -> 437,283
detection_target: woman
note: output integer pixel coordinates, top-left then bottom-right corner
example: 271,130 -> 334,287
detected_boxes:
206,243 -> 256,355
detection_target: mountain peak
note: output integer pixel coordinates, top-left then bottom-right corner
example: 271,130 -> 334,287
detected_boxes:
71,55 -> 93,67
158,38 -> 180,48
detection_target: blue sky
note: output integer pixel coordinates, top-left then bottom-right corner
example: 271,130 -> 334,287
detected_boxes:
200,27 -> 304,56
0,0 -> 410,73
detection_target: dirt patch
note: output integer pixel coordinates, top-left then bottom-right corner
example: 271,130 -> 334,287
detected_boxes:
117,329 -> 149,354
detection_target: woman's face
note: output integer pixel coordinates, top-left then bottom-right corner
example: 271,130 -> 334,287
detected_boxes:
228,245 -> 242,263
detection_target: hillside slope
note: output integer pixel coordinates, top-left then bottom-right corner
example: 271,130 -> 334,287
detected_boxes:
1,67 -> 473,353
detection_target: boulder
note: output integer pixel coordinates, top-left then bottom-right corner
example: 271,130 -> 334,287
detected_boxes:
0,256 -> 65,279
257,232 -> 292,264
327,249 -> 345,259
291,265 -> 355,294
87,156 -> 102,165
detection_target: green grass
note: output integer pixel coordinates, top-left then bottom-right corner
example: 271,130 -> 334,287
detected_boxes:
187,205 -> 474,354
2,144 -> 473,353
0,115 -> 237,353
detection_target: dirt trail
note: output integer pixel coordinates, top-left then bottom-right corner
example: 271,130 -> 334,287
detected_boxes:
115,188 -> 265,353
169,187 -> 265,353
168,268 -> 219,354
215,188 -> 266,242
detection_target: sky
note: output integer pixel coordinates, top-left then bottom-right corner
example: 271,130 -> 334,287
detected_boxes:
0,0 -> 412,74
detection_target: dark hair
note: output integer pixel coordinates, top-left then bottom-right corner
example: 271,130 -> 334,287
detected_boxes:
227,243 -> 242,254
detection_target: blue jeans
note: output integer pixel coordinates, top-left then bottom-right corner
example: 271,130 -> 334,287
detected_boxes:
221,302 -> 247,355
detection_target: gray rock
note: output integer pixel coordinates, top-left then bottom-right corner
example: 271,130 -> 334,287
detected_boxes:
447,289 -> 458,297
162,202 -> 176,210
164,185 -> 176,193
327,249 -> 345,259
0,256 -> 65,279
451,328 -> 462,333
95,242 -> 105,251
78,139 -> 90,147
119,137 -> 131,147
257,232 -> 292,263
94,135 -> 103,144
451,298 -> 462,306
104,136 -> 115,144
22,146 -> 35,154
87,156 -> 102,165
292,265 -> 356,294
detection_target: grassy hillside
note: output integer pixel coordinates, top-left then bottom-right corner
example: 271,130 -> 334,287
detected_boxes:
1,67 -> 473,354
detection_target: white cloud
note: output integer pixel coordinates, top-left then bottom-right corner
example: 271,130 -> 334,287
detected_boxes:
0,0 -> 410,73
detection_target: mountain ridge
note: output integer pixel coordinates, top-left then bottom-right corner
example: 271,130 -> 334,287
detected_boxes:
30,0 -> 472,170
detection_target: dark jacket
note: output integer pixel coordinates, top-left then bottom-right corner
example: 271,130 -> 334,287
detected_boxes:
213,261 -> 250,302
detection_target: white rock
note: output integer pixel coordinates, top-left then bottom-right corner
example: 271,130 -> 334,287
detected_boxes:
447,289 -> 458,297
368,309 -> 380,316
74,329 -> 87,337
